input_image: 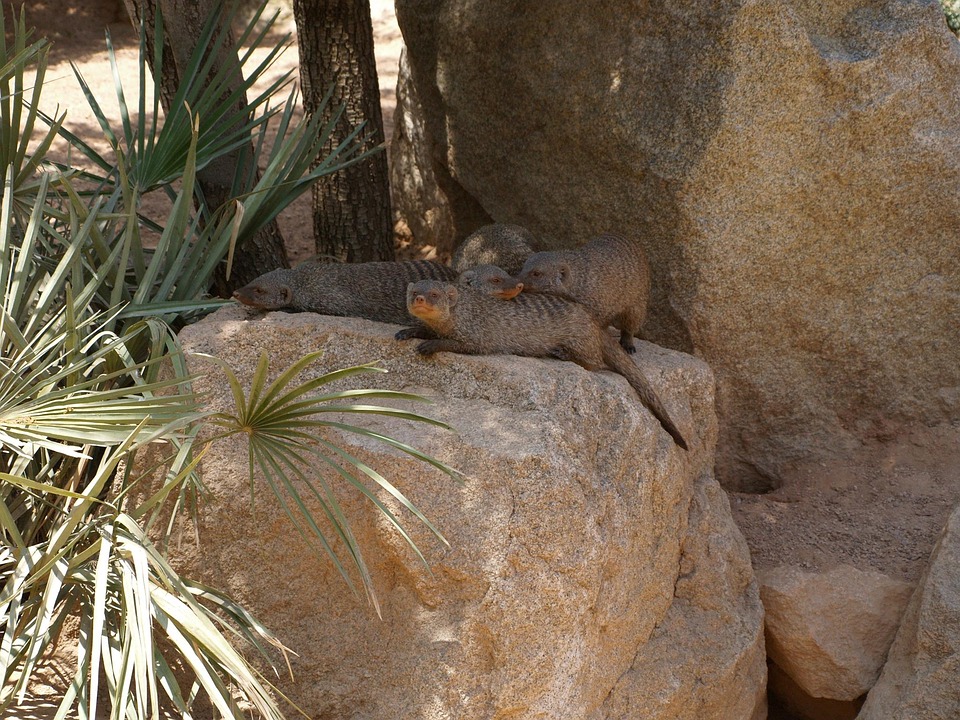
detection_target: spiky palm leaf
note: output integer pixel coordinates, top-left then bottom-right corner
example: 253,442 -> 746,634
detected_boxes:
1,3 -> 458,718
204,351 -> 460,616
41,0 -> 380,300
0,169 -> 294,718
0,8 -> 65,223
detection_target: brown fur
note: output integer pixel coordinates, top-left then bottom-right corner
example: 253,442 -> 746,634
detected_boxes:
233,260 -> 458,325
518,233 -> 650,353
458,264 -> 524,299
400,280 -> 688,450
451,224 -> 536,276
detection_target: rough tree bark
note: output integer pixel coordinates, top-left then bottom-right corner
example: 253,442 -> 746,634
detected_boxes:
122,0 -> 289,294
293,0 -> 394,262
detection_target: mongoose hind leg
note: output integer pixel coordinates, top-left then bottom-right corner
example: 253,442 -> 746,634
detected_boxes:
558,340 -> 605,372
616,307 -> 646,354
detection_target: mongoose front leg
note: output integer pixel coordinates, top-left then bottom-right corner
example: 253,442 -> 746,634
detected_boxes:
396,325 -> 435,341
416,338 -> 474,356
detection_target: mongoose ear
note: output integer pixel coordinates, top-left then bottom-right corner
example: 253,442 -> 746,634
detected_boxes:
279,286 -> 293,305
407,282 -> 416,292
460,269 -> 476,285
447,286 -> 459,304
559,264 -> 570,282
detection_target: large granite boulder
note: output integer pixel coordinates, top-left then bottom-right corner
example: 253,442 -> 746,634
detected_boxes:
857,502 -> 960,719
391,0 -> 960,490
171,305 -> 765,719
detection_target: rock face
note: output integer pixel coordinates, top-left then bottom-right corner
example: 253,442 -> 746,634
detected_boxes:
858,502 -> 960,719
391,0 -> 960,491
389,48 -> 455,255
760,565 -> 913,701
172,306 -> 766,720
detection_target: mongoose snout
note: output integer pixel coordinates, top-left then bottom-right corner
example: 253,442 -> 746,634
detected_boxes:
458,264 -> 524,300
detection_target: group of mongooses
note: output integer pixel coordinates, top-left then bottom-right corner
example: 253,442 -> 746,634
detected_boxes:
234,224 -> 688,450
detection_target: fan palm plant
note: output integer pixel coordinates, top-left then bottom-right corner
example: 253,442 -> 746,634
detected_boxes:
1,4 -> 458,718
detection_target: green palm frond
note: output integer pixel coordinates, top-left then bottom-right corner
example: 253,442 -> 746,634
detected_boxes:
59,3 -> 288,195
0,6 -> 65,219
0,1 -> 458,716
226,86 -> 382,253
203,350 -> 461,615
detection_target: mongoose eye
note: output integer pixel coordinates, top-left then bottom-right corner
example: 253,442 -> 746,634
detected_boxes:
429,291 -> 440,300
491,277 -> 501,284
530,270 -> 541,278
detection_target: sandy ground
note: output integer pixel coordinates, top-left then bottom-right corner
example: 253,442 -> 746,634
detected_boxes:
25,0 -> 404,264
732,424 -> 960,583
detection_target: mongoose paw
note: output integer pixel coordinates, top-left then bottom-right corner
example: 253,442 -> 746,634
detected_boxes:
416,339 -> 443,355
396,326 -> 427,341
549,347 -> 573,362
622,341 -> 637,354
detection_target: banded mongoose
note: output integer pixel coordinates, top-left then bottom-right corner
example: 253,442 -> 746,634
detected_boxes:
517,233 -> 650,353
451,224 -> 536,276
400,280 -> 688,450
459,264 -> 524,299
233,260 -> 458,325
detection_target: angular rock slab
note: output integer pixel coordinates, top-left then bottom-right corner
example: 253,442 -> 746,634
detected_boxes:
172,306 -> 765,720
858,503 -> 960,719
393,0 -> 960,490
760,565 -> 912,701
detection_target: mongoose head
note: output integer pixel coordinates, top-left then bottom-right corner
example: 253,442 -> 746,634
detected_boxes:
233,268 -> 294,309
407,281 -> 458,328
458,264 -> 524,299
518,252 -> 571,293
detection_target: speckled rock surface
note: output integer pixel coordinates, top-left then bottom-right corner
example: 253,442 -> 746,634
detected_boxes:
760,565 -> 913,701
857,502 -> 960,719
169,305 -> 765,720
393,0 -> 960,490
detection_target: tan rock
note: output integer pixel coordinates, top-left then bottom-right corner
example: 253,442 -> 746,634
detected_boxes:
601,479 -> 767,720
169,305 -> 765,719
858,502 -> 960,719
760,564 -> 913,701
393,0 -> 960,491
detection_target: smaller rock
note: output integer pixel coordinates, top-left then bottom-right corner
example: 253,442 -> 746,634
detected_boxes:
760,564 -> 913,701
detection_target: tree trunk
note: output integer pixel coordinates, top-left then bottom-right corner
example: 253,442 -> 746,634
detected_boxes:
293,0 -> 394,262
122,0 -> 289,294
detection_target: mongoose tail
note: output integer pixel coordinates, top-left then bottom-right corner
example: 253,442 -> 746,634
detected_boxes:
599,335 -> 689,450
